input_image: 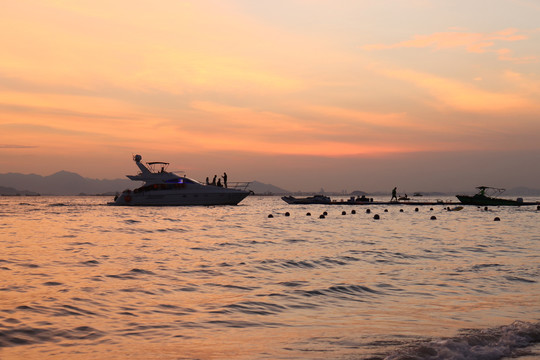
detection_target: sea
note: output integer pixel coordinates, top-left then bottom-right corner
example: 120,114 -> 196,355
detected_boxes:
1,195 -> 539,360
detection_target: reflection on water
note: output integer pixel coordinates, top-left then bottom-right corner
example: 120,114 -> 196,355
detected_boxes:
0,196 -> 539,359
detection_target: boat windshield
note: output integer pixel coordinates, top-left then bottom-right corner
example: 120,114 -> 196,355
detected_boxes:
476,186 -> 506,197
147,162 -> 170,173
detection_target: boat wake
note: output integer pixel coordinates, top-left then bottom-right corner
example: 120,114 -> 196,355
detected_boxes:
385,321 -> 540,360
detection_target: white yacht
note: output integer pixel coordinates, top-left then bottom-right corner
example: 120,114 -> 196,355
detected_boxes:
109,155 -> 251,206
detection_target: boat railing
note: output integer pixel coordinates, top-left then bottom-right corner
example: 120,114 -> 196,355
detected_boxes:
228,181 -> 251,190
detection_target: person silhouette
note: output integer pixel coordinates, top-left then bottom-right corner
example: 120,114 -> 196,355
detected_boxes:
223,172 -> 228,188
212,175 -> 217,186
391,187 -> 398,202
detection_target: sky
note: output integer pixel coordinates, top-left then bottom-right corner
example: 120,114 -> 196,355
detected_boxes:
1,0 -> 540,193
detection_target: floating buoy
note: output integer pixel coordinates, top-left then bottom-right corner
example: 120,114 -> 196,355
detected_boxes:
484,207 -> 489,211
323,211 -> 328,216
341,211 -> 346,215
537,205 -> 540,211
430,216 -> 437,220
366,209 -> 371,214
399,209 -> 404,212
285,212 -> 290,217
384,209 -> 388,213
429,208 -> 433,211
319,214 -> 325,219
494,217 -> 501,221
268,214 -> 274,218
351,210 -> 356,214
306,212 -> 311,216
373,214 -> 380,220
415,208 -> 419,212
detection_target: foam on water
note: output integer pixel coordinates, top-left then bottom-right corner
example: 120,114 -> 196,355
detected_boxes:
385,321 -> 540,360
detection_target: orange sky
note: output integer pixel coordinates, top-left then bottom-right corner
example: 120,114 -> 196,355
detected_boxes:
1,0 -> 540,191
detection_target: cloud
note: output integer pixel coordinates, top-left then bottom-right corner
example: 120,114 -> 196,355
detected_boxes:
378,67 -> 534,113
362,28 -> 537,62
497,48 -> 539,64
0,144 -> 37,149
363,28 -> 526,52
0,1 -> 306,98
179,100 -> 459,156
503,70 -> 540,94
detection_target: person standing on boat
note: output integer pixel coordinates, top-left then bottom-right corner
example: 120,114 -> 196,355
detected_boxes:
212,175 -> 217,186
223,172 -> 228,188
391,187 -> 398,202
206,177 -> 210,185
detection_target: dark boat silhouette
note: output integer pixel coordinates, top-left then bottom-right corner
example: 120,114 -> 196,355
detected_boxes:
281,195 -> 332,204
456,186 -> 525,206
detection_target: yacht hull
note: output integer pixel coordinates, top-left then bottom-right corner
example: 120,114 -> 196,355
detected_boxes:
111,188 -> 250,206
109,154 -> 251,206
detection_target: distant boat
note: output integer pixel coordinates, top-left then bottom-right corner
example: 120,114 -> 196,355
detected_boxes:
109,155 -> 250,206
456,186 -> 526,206
281,195 -> 331,204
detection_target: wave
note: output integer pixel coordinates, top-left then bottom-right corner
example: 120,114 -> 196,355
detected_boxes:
294,284 -> 381,301
105,268 -> 156,280
0,325 -> 103,347
385,320 -> 540,360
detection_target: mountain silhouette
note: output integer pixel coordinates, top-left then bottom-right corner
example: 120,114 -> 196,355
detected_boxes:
246,181 -> 290,195
2,171 -> 538,196
0,172 -> 291,196
0,171 -> 132,195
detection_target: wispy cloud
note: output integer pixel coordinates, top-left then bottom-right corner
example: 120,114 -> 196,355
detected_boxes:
363,28 -> 526,52
0,144 -> 37,149
362,28 -> 538,63
178,100 -> 460,156
496,48 -> 539,63
379,67 -> 534,113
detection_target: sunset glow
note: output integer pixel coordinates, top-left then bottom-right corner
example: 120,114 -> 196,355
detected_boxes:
1,0 -> 540,191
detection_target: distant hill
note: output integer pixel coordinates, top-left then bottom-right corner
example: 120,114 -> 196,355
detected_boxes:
1,171 -> 539,197
0,172 -> 291,196
0,171 -> 132,195
0,186 -> 40,196
247,181 -> 290,195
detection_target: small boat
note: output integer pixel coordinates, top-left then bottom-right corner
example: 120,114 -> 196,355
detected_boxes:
109,155 -> 250,206
281,195 -> 331,204
456,186 -> 524,206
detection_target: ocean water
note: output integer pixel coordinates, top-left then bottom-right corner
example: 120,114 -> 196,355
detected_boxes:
0,195 -> 539,359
